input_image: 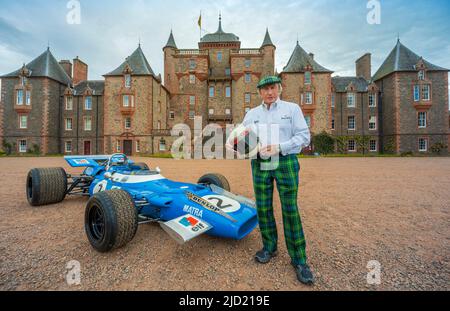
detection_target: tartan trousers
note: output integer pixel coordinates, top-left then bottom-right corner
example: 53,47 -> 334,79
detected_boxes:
251,154 -> 307,265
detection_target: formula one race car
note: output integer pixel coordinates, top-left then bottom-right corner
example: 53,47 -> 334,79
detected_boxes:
26,153 -> 258,252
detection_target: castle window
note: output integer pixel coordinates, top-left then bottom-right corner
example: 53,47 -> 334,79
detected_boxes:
19,115 -> 28,129
16,89 -> 23,105
125,74 -> 131,88
418,138 -> 428,152
421,84 -> 430,101
169,111 -> 175,119
225,108 -> 231,115
225,68 -> 231,76
84,116 -> 92,131
189,96 -> 195,119
347,139 -> 356,152
159,139 -> 166,151
136,140 -> 140,153
348,116 -> 355,130
124,117 -> 131,129
369,94 -> 376,107
245,73 -> 251,83
21,76 -> 27,86
217,51 -> 223,62
123,95 -> 134,107
209,86 -> 215,97
347,93 -> 355,107
225,86 -> 231,98
305,115 -> 311,127
25,90 -> 31,105
65,96 -> 73,110
331,93 -> 335,107
65,118 -> 73,131
19,140 -> 27,153
369,116 -> 377,130
65,141 -> 72,153
305,92 -> 313,104
305,71 -> 311,84
331,119 -> 335,130
418,70 -> 425,80
189,60 -> 196,69
418,112 -> 427,128
84,96 -> 92,110
369,140 -> 377,152
209,108 -> 214,115
189,74 -> 196,84
245,107 -> 250,114
245,93 -> 251,103
414,85 -> 420,101
245,59 -> 251,68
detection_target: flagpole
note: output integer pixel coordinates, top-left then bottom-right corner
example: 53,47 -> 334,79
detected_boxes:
199,10 -> 202,41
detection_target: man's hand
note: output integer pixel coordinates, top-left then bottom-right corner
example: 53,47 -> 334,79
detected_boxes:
259,144 -> 280,157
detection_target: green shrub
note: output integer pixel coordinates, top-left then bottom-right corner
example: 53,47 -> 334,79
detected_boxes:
312,131 -> 335,155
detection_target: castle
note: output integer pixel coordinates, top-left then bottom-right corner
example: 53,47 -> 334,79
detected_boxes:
1,16 -> 449,156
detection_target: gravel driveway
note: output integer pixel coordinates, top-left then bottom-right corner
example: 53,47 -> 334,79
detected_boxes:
0,156 -> 449,290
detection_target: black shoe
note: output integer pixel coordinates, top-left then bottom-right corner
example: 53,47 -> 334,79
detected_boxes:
291,262 -> 314,285
254,248 -> 277,264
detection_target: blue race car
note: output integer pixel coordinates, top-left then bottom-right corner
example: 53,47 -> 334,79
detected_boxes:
26,153 -> 258,252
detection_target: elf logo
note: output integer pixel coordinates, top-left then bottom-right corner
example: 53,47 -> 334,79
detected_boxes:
179,216 -> 206,232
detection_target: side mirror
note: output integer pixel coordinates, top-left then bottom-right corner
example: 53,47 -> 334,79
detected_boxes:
104,172 -> 112,179
155,166 -> 161,173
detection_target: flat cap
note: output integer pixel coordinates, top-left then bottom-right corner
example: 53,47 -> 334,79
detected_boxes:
257,75 -> 282,89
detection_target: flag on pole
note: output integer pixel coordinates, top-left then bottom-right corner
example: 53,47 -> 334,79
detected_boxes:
198,12 -> 202,28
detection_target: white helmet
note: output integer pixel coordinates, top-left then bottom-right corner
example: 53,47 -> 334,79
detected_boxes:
226,124 -> 260,158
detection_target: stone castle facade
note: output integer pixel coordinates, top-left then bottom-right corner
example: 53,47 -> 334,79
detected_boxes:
1,16 -> 449,156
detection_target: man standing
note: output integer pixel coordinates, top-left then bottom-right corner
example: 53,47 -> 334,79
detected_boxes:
240,76 -> 313,285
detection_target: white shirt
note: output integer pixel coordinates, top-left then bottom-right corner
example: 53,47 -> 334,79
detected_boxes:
242,97 -> 311,155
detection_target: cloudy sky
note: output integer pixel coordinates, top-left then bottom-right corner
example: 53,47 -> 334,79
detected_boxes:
0,0 -> 449,106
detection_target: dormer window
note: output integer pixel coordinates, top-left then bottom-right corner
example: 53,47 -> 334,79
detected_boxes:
84,96 -> 92,110
125,74 -> 131,88
305,71 -> 311,85
347,93 -> 356,107
418,70 -> 425,81
21,76 -> 27,86
65,96 -> 73,110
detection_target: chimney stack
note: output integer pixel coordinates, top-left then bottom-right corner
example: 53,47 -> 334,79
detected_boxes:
59,60 -> 72,79
355,53 -> 371,81
73,56 -> 88,85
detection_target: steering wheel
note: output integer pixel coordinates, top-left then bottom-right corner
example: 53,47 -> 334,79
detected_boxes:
106,153 -> 129,169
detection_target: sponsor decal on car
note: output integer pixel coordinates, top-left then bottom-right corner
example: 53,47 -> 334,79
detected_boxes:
183,205 -> 203,218
185,191 -> 237,223
178,216 -> 207,232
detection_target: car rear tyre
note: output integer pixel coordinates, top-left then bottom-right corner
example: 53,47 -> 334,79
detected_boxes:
197,173 -> 230,191
85,190 -> 138,252
26,167 -> 67,206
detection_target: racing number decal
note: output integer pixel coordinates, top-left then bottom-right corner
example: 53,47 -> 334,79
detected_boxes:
93,180 -> 108,194
207,197 -> 232,209
201,195 -> 241,213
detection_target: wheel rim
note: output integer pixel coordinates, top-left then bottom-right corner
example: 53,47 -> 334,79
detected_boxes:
88,204 -> 105,241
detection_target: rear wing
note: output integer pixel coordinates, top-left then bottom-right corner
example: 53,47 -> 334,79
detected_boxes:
64,155 -> 110,168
